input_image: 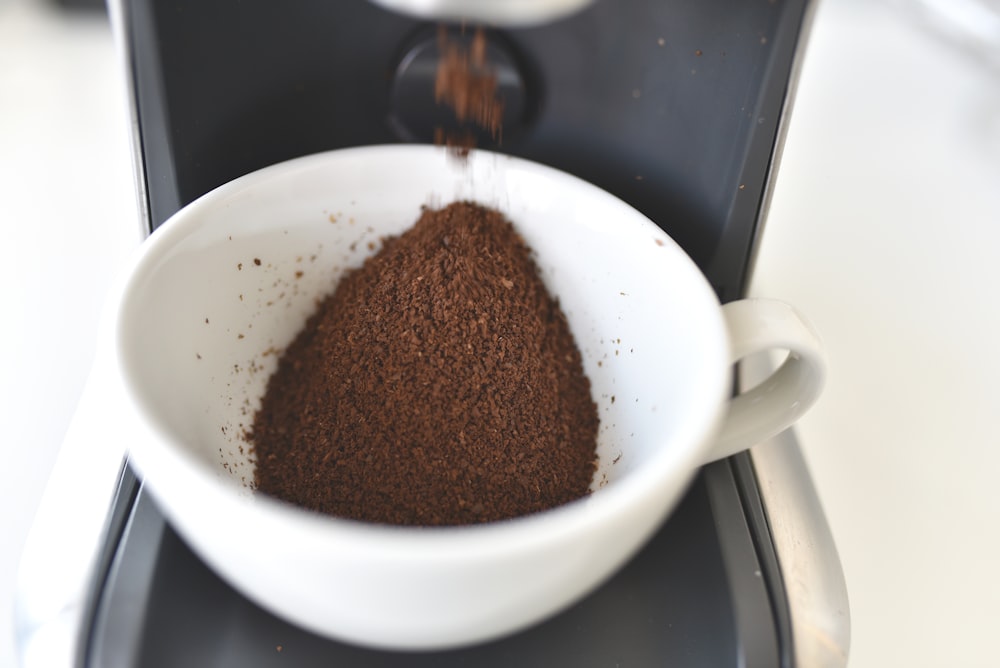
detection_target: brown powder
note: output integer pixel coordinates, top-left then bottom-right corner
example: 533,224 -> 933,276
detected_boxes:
250,202 -> 598,526
433,26 -> 504,153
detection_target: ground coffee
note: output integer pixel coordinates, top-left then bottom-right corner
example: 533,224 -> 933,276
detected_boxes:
433,26 -> 503,153
250,202 -> 599,526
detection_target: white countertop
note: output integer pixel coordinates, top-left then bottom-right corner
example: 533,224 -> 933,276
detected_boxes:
750,1 -> 1000,666
1,0 -> 998,666
1,2 -> 138,668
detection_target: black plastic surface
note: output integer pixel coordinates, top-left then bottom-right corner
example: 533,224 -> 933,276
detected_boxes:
83,0 -> 813,664
88,463 -> 776,667
129,0 -> 807,302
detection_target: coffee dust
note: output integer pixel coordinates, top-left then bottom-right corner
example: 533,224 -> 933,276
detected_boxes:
433,26 -> 504,153
250,202 -> 598,526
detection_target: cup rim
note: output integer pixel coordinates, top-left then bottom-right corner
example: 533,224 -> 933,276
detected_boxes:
115,144 -> 733,555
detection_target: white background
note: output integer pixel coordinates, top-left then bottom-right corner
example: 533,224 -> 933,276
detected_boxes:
1,0 -> 998,666
750,1 -> 1000,666
2,1 -> 138,668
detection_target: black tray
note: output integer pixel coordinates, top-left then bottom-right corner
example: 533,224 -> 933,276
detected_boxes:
86,460 -> 784,666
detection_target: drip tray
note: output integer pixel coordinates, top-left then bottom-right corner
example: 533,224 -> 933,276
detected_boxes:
85,459 -> 779,666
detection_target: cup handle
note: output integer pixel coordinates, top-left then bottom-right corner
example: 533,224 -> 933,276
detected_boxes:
703,298 -> 826,463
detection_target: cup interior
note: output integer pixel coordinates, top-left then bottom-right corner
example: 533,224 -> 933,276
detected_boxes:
118,146 -> 729,516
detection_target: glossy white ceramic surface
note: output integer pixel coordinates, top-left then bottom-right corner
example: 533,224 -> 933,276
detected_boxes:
713,298 -> 825,461
112,146 -> 822,649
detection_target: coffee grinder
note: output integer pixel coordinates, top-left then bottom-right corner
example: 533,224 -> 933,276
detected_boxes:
18,0 -> 851,665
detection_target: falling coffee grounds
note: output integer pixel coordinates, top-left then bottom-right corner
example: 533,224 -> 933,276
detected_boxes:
433,26 -> 504,154
250,202 -> 599,526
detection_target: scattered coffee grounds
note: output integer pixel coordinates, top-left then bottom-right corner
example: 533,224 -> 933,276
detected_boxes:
433,26 -> 503,153
250,202 -> 598,526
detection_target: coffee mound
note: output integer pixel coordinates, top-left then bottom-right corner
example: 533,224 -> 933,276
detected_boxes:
250,202 -> 599,526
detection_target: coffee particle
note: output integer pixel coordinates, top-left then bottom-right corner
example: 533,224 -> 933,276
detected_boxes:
433,26 -> 504,154
250,202 -> 598,526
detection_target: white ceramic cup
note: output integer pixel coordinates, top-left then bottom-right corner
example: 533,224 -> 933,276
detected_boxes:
114,145 -> 824,650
